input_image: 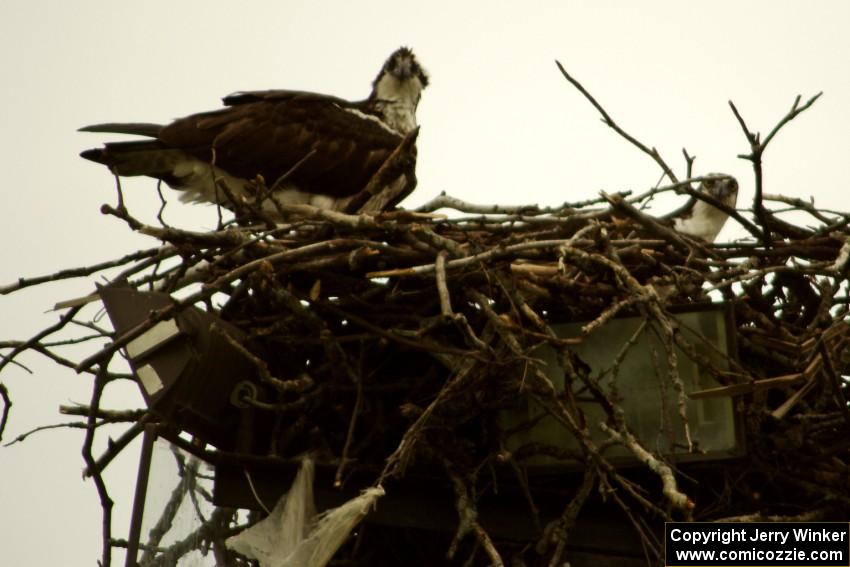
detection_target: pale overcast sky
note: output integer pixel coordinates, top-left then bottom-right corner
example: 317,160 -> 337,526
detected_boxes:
1,1 -> 849,565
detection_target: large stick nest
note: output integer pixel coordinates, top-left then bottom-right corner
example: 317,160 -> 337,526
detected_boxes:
1,73 -> 847,567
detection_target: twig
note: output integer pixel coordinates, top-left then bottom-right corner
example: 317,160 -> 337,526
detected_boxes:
59,405 -> 145,420
830,234 -> 850,274
764,193 -> 835,225
0,246 -> 171,295
84,417 -> 150,477
336,351 -> 365,488
3,420 -> 90,446
0,306 -> 83,374
555,60 -> 678,184
728,92 -> 822,247
682,148 -> 695,178
818,341 -> 850,427
81,366 -> 114,567
435,251 -> 453,317
268,148 -> 318,194
538,466 -> 597,566
415,191 -> 622,215
599,422 -> 692,513
355,127 -> 420,213
155,180 -> 169,227
0,383 -> 10,442
440,455 -> 505,567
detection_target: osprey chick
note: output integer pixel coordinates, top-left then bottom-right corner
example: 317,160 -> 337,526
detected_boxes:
663,175 -> 739,242
80,47 -> 428,216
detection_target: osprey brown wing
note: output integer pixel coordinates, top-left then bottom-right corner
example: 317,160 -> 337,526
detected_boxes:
158,92 -> 403,197
81,48 -> 428,213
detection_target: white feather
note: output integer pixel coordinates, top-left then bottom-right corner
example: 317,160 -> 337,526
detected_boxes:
170,158 -> 349,213
673,198 -> 731,243
372,72 -> 424,134
225,456 -> 384,567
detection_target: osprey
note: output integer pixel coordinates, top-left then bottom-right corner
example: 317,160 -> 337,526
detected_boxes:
80,47 -> 428,216
662,175 -> 739,242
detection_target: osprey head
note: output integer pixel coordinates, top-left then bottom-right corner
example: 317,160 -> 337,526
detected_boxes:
371,47 -> 429,108
377,47 -> 429,87
700,174 -> 739,209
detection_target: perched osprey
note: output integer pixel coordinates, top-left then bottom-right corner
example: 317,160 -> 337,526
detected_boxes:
662,175 -> 739,242
80,47 -> 428,215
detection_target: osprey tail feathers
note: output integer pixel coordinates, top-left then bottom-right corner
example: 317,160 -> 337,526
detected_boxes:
80,127 -> 261,212
79,122 -> 179,179
80,141 -> 188,181
78,123 -> 163,137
